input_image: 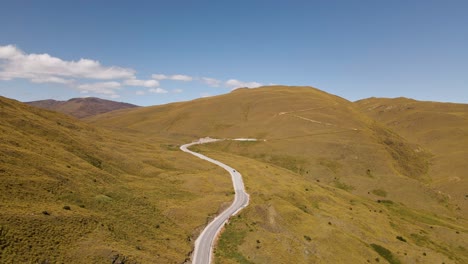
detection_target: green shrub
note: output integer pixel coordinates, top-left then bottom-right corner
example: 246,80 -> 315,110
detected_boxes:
370,244 -> 401,264
376,199 -> 393,205
396,236 -> 407,242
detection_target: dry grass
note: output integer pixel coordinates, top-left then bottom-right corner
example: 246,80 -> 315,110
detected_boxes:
356,97 -> 468,214
86,86 -> 468,263
0,96 -> 232,263
3,85 -> 468,263
197,147 -> 467,263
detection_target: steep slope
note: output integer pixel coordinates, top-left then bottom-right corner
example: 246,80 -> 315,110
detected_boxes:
26,97 -> 138,118
88,86 -> 468,263
356,97 -> 468,214
0,96 -> 232,263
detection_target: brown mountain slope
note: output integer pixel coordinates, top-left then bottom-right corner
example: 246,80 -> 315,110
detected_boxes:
88,86 -> 468,263
87,86 -> 361,140
87,86 -> 439,210
0,96 -> 232,263
356,97 -> 468,215
26,97 -> 138,118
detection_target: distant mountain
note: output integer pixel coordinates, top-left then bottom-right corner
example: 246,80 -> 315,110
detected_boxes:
25,97 -> 138,118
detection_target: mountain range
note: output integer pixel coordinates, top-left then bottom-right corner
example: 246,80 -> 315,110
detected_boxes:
25,97 -> 138,118
1,86 -> 467,263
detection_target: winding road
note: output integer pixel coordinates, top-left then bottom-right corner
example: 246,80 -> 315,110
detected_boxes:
180,138 -> 250,264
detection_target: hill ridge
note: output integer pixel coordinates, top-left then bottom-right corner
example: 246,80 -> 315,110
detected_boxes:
25,97 -> 138,118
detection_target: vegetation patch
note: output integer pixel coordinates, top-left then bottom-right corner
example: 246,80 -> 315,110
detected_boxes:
370,243 -> 401,264
216,217 -> 253,264
372,123 -> 430,180
388,203 -> 456,229
333,179 -> 355,191
371,189 -> 387,197
377,199 -> 393,205
396,236 -> 407,242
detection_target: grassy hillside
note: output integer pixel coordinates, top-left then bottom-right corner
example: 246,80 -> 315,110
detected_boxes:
196,144 -> 467,264
356,97 -> 468,214
87,86 -> 360,140
88,86 -> 468,262
89,86 -> 447,213
0,96 -> 232,263
26,97 -> 138,118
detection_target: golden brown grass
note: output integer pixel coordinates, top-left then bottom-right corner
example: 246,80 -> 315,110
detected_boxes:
0,96 -> 232,263
195,146 -> 467,263
356,97 -> 468,214
4,85 -> 468,263
86,86 -> 468,263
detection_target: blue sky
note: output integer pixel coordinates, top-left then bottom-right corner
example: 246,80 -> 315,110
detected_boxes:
0,0 -> 467,106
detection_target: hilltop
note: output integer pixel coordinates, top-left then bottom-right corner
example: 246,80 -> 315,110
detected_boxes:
25,97 -> 138,118
88,86 -> 468,263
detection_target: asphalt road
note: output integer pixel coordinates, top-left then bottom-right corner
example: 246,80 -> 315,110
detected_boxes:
180,139 -> 250,264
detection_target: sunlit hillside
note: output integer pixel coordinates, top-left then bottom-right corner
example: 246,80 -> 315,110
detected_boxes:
196,144 -> 467,263
356,97 -> 468,214
89,86 -> 449,213
88,86 -> 468,263
0,96 -> 232,263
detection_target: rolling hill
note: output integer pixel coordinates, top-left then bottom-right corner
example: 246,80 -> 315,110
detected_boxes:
25,97 -> 138,118
0,96 -> 233,263
87,86 -> 468,263
356,97 -> 468,214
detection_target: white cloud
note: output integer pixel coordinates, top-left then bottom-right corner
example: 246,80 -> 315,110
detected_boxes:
201,77 -> 221,87
0,45 -> 22,59
0,44 -> 135,83
152,73 -> 193,81
149,87 -> 168,94
225,79 -> 262,88
0,45 -> 267,99
151,74 -> 167,80
77,81 -> 121,98
124,78 -> 159,87
171,74 -> 192,81
31,76 -> 74,84
200,92 -> 212,98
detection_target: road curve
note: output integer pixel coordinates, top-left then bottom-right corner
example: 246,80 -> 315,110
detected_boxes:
180,138 -> 250,264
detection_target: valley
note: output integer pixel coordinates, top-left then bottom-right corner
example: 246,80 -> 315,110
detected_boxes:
1,86 -> 467,263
